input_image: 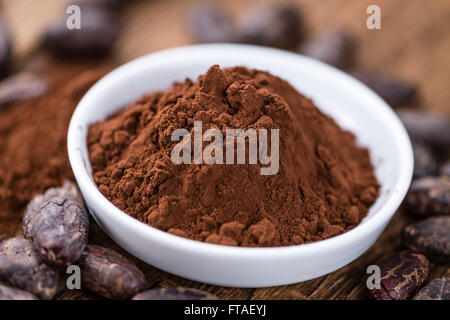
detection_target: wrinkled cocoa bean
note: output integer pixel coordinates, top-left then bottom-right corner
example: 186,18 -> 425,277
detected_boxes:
50,180 -> 85,207
25,180 -> 85,217
0,18 -> 12,77
188,4 -> 236,43
403,216 -> 450,263
440,160 -> 450,177
132,287 -> 218,300
23,196 -> 89,267
0,238 -> 59,300
413,277 -> 450,300
0,283 -> 38,300
43,7 -> 119,58
404,177 -> 450,217
352,72 -> 417,107
397,110 -> 450,150
300,30 -> 356,69
412,142 -> 438,179
235,3 -> 303,49
369,251 -> 430,300
0,73 -> 49,108
79,245 -> 146,299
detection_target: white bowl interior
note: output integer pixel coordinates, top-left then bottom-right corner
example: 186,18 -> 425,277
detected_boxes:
68,44 -> 413,287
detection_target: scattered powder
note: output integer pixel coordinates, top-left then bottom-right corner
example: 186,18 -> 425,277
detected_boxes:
0,64 -> 106,240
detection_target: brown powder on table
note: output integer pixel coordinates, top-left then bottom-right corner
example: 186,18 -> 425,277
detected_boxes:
0,63 -> 106,240
88,65 -> 379,247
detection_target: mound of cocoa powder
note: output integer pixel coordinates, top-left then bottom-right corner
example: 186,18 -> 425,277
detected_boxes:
0,63 -> 107,240
88,65 -> 379,247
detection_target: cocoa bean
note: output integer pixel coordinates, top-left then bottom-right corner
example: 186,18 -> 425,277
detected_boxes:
43,7 -> 119,58
404,177 -> 450,217
352,72 -> 417,107
0,283 -> 38,300
79,245 -> 146,299
188,4 -> 236,43
0,73 -> 49,108
368,251 -> 430,300
25,180 -> 85,217
413,277 -> 450,300
0,18 -> 12,77
403,216 -> 450,263
412,142 -> 438,179
235,3 -> 303,49
23,196 -> 89,267
397,109 -> 450,150
132,287 -> 217,300
0,238 -> 59,300
300,30 -> 356,69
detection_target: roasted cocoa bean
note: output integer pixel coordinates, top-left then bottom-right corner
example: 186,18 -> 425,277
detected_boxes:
412,142 -> 438,179
403,216 -> 450,263
79,245 -> 146,299
368,251 -> 430,300
413,277 -> 450,300
47,180 -> 85,207
0,18 -> 12,77
300,30 -> 356,69
0,238 -> 59,300
440,160 -> 450,177
404,177 -> 450,217
0,283 -> 38,300
235,3 -> 303,49
132,287 -> 218,300
397,109 -> 450,150
0,73 -> 49,108
23,196 -> 89,267
43,7 -> 119,58
188,4 -> 236,43
25,180 -> 85,217
352,72 -> 417,107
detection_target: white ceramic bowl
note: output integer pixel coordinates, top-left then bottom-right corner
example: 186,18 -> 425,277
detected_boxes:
68,44 -> 413,288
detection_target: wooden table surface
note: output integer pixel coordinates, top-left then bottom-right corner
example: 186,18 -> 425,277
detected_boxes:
2,0 -> 449,300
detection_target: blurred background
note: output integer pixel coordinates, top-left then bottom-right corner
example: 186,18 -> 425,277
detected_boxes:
2,0 -> 450,114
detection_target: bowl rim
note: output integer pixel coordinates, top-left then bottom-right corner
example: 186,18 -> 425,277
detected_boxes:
68,43 -> 413,258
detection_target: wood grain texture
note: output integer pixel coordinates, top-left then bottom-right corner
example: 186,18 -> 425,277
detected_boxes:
1,0 -> 449,300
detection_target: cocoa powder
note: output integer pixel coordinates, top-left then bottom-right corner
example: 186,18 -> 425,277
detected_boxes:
88,65 -> 379,247
0,63 -> 106,240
